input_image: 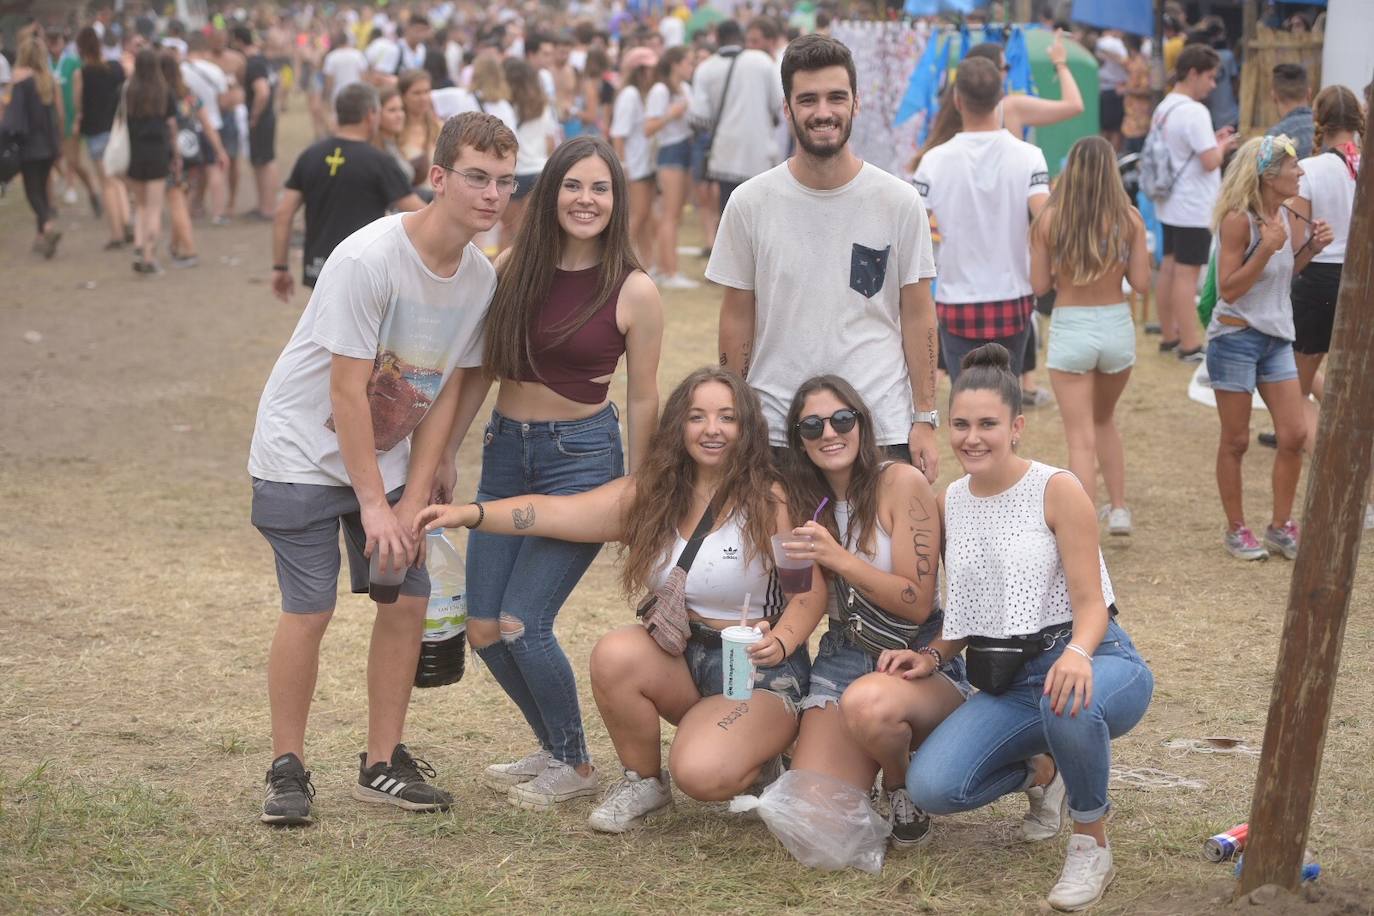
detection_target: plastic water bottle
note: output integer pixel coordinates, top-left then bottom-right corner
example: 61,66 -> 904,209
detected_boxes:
414,530 -> 467,688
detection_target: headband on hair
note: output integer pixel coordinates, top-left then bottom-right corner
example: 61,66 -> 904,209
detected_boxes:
1258,135 -> 1296,173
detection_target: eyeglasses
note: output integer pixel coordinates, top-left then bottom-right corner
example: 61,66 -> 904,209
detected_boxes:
796,409 -> 861,440
439,166 -> 517,195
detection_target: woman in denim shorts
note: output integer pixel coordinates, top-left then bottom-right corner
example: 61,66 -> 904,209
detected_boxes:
1031,137 -> 1152,537
1206,135 -> 1334,561
418,369 -> 825,834
644,47 -> 699,289
773,377 -> 968,851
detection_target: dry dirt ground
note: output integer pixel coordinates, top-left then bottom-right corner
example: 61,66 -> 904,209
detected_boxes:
1,108 -> 1371,915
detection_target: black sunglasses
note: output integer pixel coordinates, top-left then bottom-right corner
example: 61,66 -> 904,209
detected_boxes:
796,409 -> 861,440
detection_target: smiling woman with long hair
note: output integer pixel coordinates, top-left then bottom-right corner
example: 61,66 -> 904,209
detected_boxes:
417,367 -> 826,832
458,136 -> 664,812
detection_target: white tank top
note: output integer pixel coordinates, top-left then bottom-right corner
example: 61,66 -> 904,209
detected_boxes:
834,500 -> 894,572
1208,211 -> 1295,343
650,511 -> 785,621
942,460 -> 1114,640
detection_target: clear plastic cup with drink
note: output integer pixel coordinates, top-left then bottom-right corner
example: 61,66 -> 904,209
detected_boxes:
771,532 -> 813,595
369,548 -> 409,604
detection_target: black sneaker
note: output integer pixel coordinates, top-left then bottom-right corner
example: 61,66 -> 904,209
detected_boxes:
352,744 -> 453,812
1258,431 -> 1278,449
888,787 -> 933,848
261,753 -> 315,826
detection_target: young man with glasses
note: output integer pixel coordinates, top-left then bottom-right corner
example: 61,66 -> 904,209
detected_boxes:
248,111 -> 518,826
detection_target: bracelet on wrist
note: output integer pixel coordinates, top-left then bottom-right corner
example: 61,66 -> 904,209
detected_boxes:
916,645 -> 943,667
272,264 -> 288,272
775,635 -> 789,657
465,501 -> 485,529
1066,643 -> 1092,661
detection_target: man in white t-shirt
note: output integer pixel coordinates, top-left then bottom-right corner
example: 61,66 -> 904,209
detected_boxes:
247,114 -> 518,827
689,19 -> 785,212
913,56 -> 1050,384
323,31 -> 370,107
364,29 -> 401,79
182,34 -> 229,222
709,34 -> 941,481
1151,43 -> 1238,362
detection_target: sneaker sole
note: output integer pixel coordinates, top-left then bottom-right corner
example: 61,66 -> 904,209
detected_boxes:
1048,865 -> 1117,912
351,783 -> 451,812
508,784 -> 599,811
1226,548 -> 1269,561
1264,543 -> 1298,560
889,826 -> 934,849
260,812 -> 313,826
587,801 -> 672,834
1108,527 -> 1131,537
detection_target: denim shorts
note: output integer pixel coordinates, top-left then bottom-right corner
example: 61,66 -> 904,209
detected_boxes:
684,624 -> 811,716
689,131 -> 711,182
1205,327 -> 1298,393
1046,303 -> 1136,375
86,131 -> 111,163
803,622 -> 971,711
657,137 -> 692,170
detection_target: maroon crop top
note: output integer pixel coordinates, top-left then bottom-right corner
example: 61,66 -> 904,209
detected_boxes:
516,265 -> 629,404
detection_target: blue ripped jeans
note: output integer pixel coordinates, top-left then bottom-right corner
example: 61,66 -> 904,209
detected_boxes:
466,405 -> 625,767
908,619 -> 1153,823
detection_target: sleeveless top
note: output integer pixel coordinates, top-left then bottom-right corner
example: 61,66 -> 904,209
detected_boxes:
516,265 -> 628,404
1208,211 -> 1295,343
943,461 -> 1114,640
649,512 -> 786,621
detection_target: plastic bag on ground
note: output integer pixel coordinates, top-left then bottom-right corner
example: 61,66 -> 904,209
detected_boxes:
729,769 -> 891,873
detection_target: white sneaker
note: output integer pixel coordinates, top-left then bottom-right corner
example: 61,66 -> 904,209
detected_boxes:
661,273 -> 700,290
1047,834 -> 1116,911
483,749 -> 553,790
587,769 -> 673,833
1023,767 -> 1068,841
1106,506 -> 1132,536
508,759 -> 598,810
63,187 -> 79,205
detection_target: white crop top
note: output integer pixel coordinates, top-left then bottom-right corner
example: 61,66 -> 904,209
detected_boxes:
650,511 -> 785,621
942,461 -> 1114,640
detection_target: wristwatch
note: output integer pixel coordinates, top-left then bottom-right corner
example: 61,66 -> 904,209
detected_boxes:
913,409 -> 940,429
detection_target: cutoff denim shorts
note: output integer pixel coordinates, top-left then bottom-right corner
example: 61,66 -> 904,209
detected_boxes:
657,137 -> 692,170
1205,326 -> 1298,393
802,622 -> 971,711
684,623 -> 811,716
1046,303 -> 1137,375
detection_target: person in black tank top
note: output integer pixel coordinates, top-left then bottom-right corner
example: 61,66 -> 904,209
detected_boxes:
462,137 -> 665,811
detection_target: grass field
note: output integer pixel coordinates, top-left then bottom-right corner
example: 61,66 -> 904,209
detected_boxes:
1,105 -> 1371,914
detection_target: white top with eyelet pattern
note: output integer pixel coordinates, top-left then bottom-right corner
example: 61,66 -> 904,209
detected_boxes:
942,460 -> 1114,640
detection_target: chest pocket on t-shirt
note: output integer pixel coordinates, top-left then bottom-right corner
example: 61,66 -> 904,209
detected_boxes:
849,243 -> 891,299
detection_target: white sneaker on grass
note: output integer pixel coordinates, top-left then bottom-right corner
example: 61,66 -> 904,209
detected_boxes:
1047,834 -> 1116,911
587,769 -> 673,833
660,273 -> 700,290
483,749 -> 553,790
508,759 -> 598,810
1023,768 -> 1068,841
1106,506 -> 1132,536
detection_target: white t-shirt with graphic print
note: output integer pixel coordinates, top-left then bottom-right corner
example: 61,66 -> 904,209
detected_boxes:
706,161 -> 937,446
249,213 -> 496,490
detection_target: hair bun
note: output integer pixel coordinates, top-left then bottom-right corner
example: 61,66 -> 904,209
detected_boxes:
960,342 -> 1012,372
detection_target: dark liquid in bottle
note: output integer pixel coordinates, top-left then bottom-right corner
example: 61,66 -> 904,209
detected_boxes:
370,582 -> 402,604
777,565 -> 813,595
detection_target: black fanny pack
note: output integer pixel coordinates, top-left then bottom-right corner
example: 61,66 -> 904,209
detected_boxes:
687,614 -> 783,648
966,605 -> 1118,695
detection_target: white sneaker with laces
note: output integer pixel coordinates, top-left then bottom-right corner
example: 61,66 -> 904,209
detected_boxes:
483,749 -> 553,790
1023,768 -> 1068,841
508,759 -> 598,810
587,769 -> 672,833
1047,834 -> 1116,911
661,273 -> 700,290
1106,506 -> 1132,536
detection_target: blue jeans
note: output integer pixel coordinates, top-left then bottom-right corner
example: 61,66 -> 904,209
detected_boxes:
467,404 -> 625,766
908,619 -> 1153,823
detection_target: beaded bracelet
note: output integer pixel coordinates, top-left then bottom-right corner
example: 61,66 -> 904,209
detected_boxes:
916,645 -> 943,667
465,502 -> 485,529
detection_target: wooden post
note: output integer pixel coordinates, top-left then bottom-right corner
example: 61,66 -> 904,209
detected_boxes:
1238,94 -> 1374,894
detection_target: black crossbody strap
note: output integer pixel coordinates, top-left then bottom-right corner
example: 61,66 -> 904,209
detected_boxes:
674,495 -> 723,572
703,49 -> 741,173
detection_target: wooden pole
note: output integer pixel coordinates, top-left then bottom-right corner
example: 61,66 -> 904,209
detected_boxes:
1238,93 -> 1374,894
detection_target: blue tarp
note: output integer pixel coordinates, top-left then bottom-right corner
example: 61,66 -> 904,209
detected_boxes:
903,0 -> 984,16
1069,0 -> 1153,37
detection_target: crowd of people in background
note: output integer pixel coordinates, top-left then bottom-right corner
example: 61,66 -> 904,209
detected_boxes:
1,1 -> 1368,911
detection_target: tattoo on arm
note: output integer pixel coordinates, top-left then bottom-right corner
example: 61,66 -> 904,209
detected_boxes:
925,327 -> 937,396
719,351 -> 728,367
901,585 -> 918,604
512,503 -> 536,530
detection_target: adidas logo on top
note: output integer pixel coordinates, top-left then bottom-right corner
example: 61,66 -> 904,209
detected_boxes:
722,546 -> 740,560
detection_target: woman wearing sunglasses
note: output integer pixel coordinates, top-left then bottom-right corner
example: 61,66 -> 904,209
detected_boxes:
417,368 -> 826,833
462,135 -> 665,811
894,344 -> 1152,911
769,376 -> 967,853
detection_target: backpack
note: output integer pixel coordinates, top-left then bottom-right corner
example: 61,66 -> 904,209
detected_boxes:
1140,98 -> 1194,203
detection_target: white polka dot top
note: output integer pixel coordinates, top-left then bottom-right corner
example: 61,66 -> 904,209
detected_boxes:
942,460 -> 1114,640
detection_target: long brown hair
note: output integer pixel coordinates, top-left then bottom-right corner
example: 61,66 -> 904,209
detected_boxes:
1035,136 -> 1135,286
782,376 -> 884,557
127,48 -> 168,119
503,57 -> 546,124
483,136 -> 641,380
158,49 -> 187,99
620,368 -> 782,596
398,69 -> 439,152
1313,84 -> 1364,150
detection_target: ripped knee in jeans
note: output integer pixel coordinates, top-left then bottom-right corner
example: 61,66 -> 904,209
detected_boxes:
499,614 -> 526,643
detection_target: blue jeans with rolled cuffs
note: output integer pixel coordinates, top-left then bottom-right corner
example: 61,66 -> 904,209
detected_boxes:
466,404 -> 625,767
908,619 -> 1153,823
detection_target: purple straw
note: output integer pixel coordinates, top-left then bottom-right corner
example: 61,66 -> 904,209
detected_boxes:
812,497 -> 829,521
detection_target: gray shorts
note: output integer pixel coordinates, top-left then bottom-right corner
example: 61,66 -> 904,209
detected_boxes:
251,478 -> 430,613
